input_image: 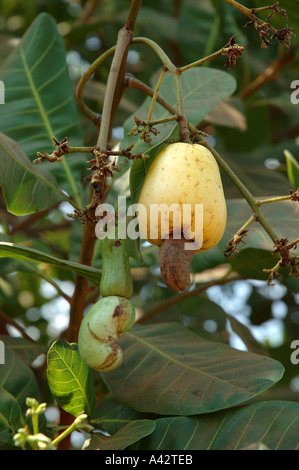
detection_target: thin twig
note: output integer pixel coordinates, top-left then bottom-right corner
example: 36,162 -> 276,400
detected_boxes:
0,309 -> 39,343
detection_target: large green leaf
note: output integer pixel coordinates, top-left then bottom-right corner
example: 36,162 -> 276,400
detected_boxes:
220,139 -> 294,199
129,401 -> 299,450
178,1 -> 218,63
0,344 -> 39,414
229,247 -> 281,280
223,199 -> 299,253
92,393 -> 153,435
0,242 -> 101,284
178,0 -> 247,64
0,388 -> 24,446
220,100 -> 271,153
122,67 -> 236,154
149,295 -> 268,356
47,339 -> 96,417
0,12 -> 85,207
0,133 -> 66,215
101,322 -> 284,416
0,336 -> 46,367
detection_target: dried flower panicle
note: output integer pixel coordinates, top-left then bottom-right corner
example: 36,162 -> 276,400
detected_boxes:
244,0 -> 295,50
128,116 -> 160,146
223,35 -> 246,70
224,229 -> 248,258
33,136 -> 69,164
271,26 -> 296,49
290,189 -> 299,202
256,2 -> 288,22
263,237 -> 299,285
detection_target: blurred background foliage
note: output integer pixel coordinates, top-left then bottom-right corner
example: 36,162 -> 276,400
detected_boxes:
0,0 -> 299,435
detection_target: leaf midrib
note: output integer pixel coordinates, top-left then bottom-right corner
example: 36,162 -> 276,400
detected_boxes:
19,37 -> 82,208
49,347 -> 92,416
125,328 -> 278,393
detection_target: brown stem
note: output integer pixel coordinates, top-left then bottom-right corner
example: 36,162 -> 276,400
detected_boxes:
66,206 -> 97,343
126,0 -> 142,30
96,0 -> 142,150
59,1 -> 142,449
76,0 -> 100,25
224,0 -> 276,29
9,202 -> 60,235
68,0 -> 142,345
0,309 -> 39,343
125,76 -> 177,115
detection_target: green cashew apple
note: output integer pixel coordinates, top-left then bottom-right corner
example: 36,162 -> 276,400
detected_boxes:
97,213 -> 133,299
78,296 -> 135,371
99,235 -> 133,299
137,142 -> 227,291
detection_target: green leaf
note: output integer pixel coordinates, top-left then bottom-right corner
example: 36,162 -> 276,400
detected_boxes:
0,242 -> 101,284
192,198 -> 299,274
284,149 -> 299,191
223,199 -> 299,254
0,133 -> 66,215
220,100 -> 271,153
0,12 -> 85,207
129,401 -> 299,450
92,393 -> 153,435
0,336 -> 46,367
85,420 -> 156,450
225,312 -> 270,356
150,295 -> 227,342
47,339 -> 96,417
229,247 -> 281,280
0,345 -> 39,415
0,388 -> 24,445
259,0 -> 299,38
220,140 -> 292,199
122,67 -> 236,154
178,1 -> 218,62
151,294 -> 268,356
102,322 -> 284,416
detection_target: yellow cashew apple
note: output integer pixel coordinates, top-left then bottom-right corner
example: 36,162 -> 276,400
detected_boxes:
137,142 -> 227,291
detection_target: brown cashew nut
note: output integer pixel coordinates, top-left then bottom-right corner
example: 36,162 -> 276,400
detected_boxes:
159,235 -> 195,291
